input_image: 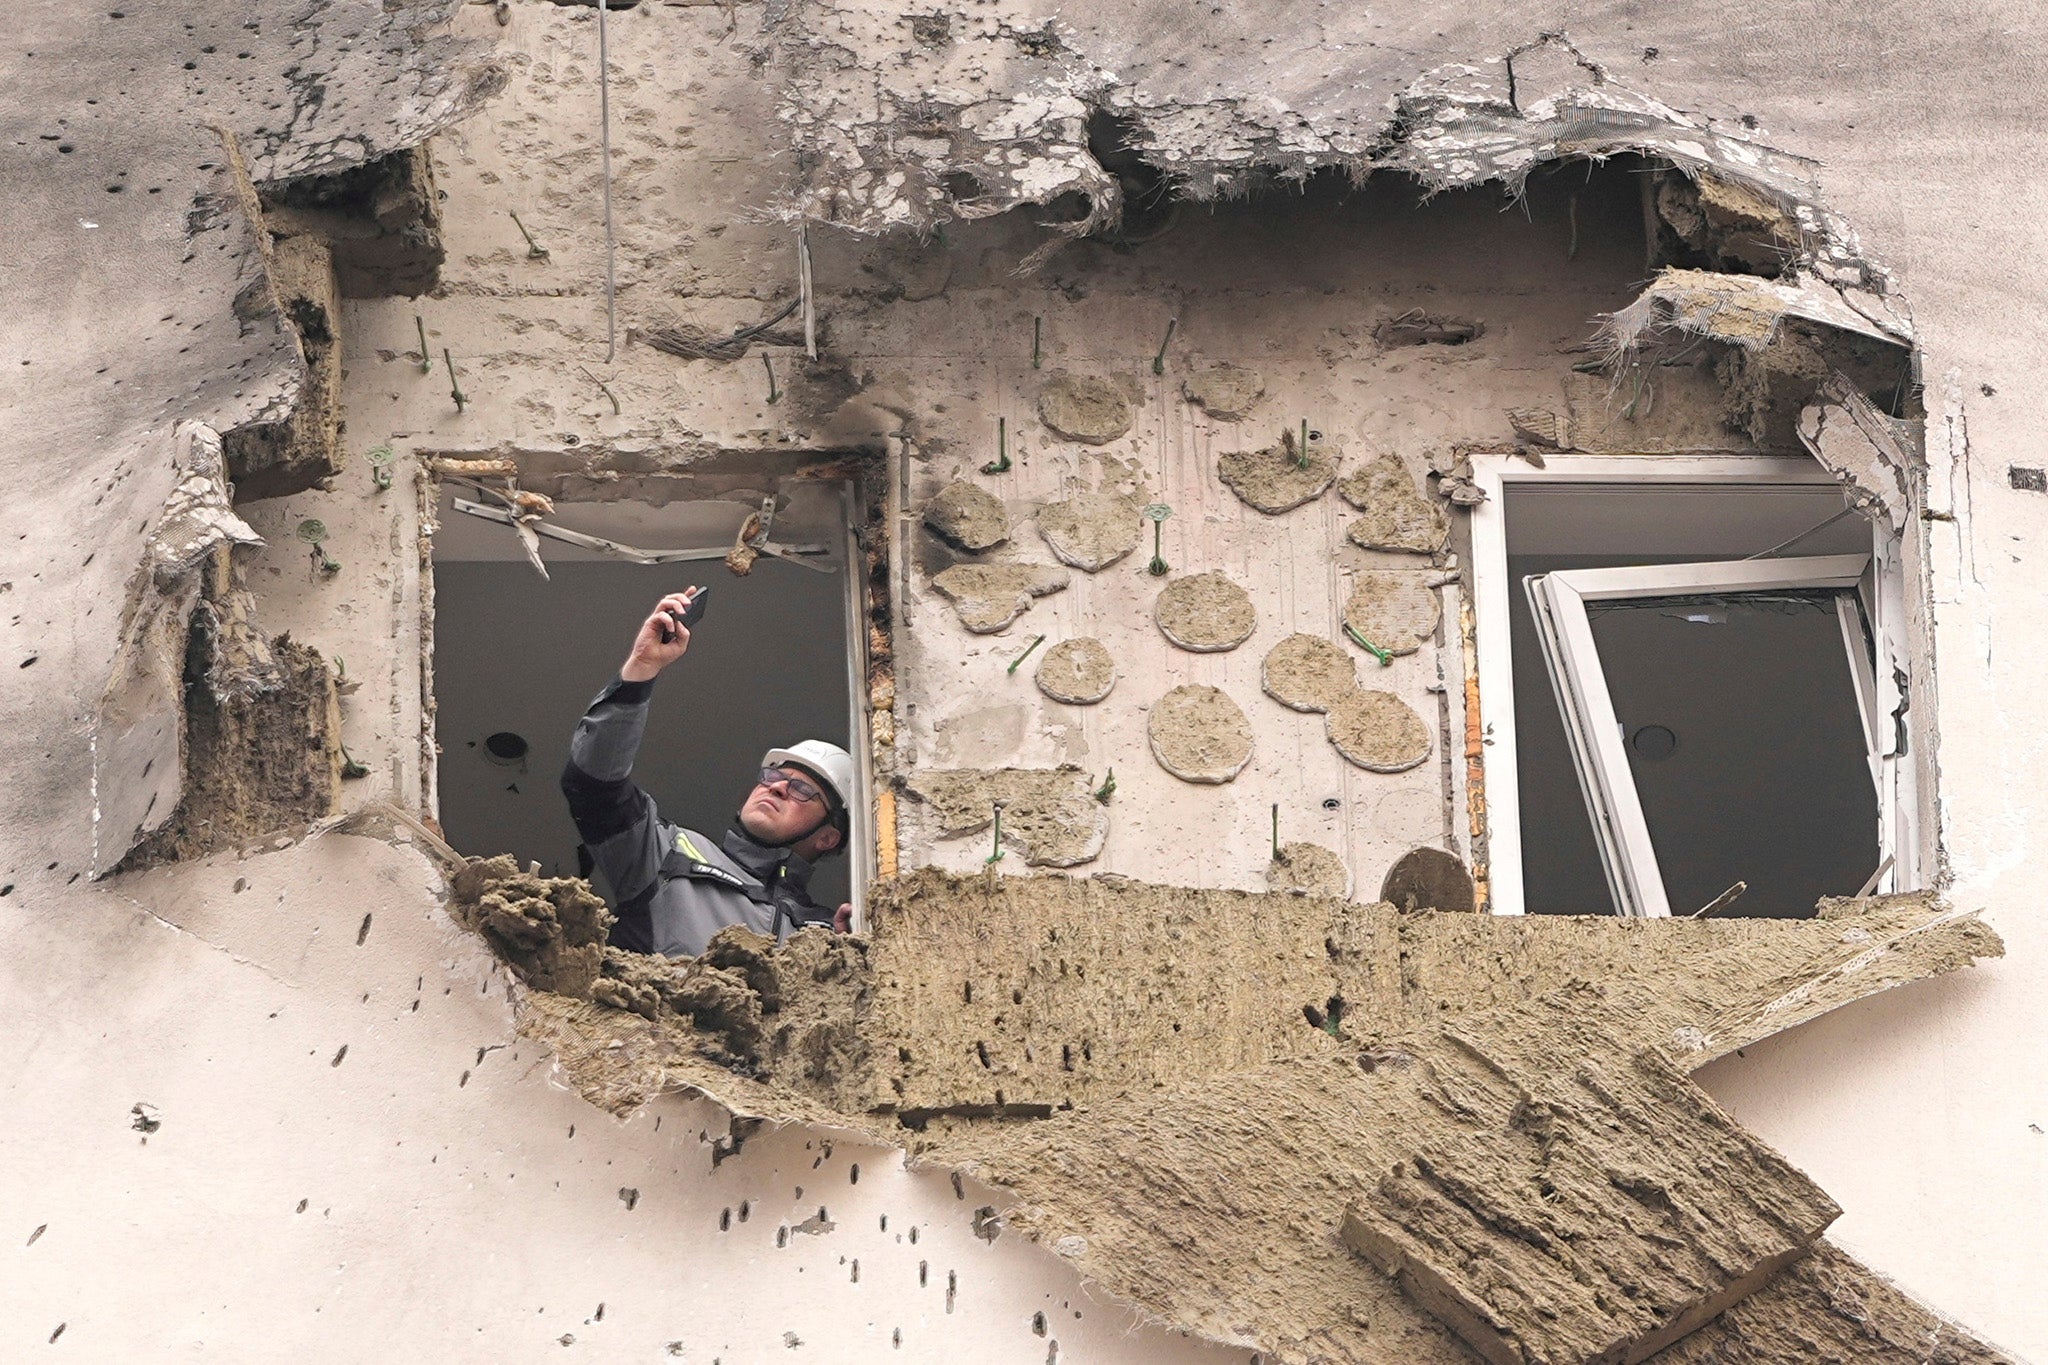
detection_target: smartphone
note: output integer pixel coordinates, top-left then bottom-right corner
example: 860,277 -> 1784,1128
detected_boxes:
657,588 -> 709,643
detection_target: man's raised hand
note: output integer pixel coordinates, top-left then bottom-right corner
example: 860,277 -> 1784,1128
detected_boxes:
620,588 -> 701,682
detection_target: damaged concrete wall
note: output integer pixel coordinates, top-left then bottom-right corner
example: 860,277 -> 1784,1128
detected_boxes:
7,0 -> 2048,1360
472,864 -> 2005,1363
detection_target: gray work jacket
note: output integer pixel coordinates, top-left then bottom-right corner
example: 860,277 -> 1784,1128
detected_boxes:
560,676 -> 830,957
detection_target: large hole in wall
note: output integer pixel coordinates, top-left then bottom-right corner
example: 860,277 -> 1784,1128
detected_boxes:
429,480 -> 863,909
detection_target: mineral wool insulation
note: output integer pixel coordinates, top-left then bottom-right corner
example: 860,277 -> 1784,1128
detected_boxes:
7,0 -> 2024,1359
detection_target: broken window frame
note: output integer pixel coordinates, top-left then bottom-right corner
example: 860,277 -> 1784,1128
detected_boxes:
422,472 -> 878,927
1524,552 -> 1878,919
1468,454 -> 1922,917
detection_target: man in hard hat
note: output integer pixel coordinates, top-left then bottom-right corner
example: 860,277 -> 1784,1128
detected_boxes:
560,588 -> 855,958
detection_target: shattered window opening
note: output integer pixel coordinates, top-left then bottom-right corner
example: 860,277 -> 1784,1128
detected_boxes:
428,476 -> 872,920
1472,459 -> 1921,918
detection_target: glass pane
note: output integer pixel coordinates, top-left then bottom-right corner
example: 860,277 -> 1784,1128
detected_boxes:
1585,590 -> 1879,918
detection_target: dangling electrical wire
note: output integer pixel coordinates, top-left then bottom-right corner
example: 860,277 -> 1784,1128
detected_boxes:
1741,504 -> 1862,561
597,0 -> 618,361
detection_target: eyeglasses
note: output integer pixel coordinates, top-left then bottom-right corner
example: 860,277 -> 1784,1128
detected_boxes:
756,766 -> 828,807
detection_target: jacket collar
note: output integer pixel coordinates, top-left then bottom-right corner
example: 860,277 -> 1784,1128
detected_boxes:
722,825 -> 815,892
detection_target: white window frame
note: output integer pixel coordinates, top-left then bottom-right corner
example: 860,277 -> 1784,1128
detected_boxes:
1525,553 -> 1875,919
1469,455 -> 1918,917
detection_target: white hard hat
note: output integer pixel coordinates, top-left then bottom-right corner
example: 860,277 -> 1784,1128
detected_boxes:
762,740 -> 855,813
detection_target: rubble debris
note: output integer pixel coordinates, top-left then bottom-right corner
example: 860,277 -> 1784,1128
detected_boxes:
1217,432 -> 1339,514
260,147 -> 448,298
1034,638 -> 1117,705
471,854 -> 2002,1363
1261,634 -> 1358,713
929,563 -> 1069,632
1342,1041 -> 1838,1365
1155,572 -> 1256,652
1342,571 -> 1442,657
1506,407 -> 1566,449
1325,690 -> 1433,773
1654,169 -> 1804,276
1603,267 -> 1907,359
903,768 -> 1108,867
1037,372 -> 1138,444
1378,311 -> 1482,347
1798,383 -> 1915,531
1268,844 -> 1348,898
1149,684 -> 1254,784
1182,364 -> 1266,420
1380,847 -> 1477,913
221,236 -> 344,501
450,855 -> 613,998
1339,454 -> 1450,554
1035,491 -> 1141,571
921,479 -> 1010,551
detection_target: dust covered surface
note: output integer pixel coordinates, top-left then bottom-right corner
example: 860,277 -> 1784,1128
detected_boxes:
1343,570 -> 1444,657
1154,571 -> 1257,652
1183,364 -> 1266,420
1325,689 -> 1434,773
1340,452 -> 1450,554
1148,683 -> 1255,782
928,562 -> 1070,632
1036,372 -> 1138,444
922,478 -> 1011,552
1034,637 -> 1117,704
465,868 -> 2005,1361
903,767 -> 1108,867
1035,491 -> 1141,571
1262,633 -> 1358,713
1268,843 -> 1348,897
1217,436 -> 1339,514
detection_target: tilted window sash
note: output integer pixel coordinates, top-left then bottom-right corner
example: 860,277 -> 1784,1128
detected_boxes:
1523,553 -> 1876,919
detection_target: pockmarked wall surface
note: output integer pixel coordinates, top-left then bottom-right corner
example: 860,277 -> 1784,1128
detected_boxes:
4,0 -> 2045,1360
